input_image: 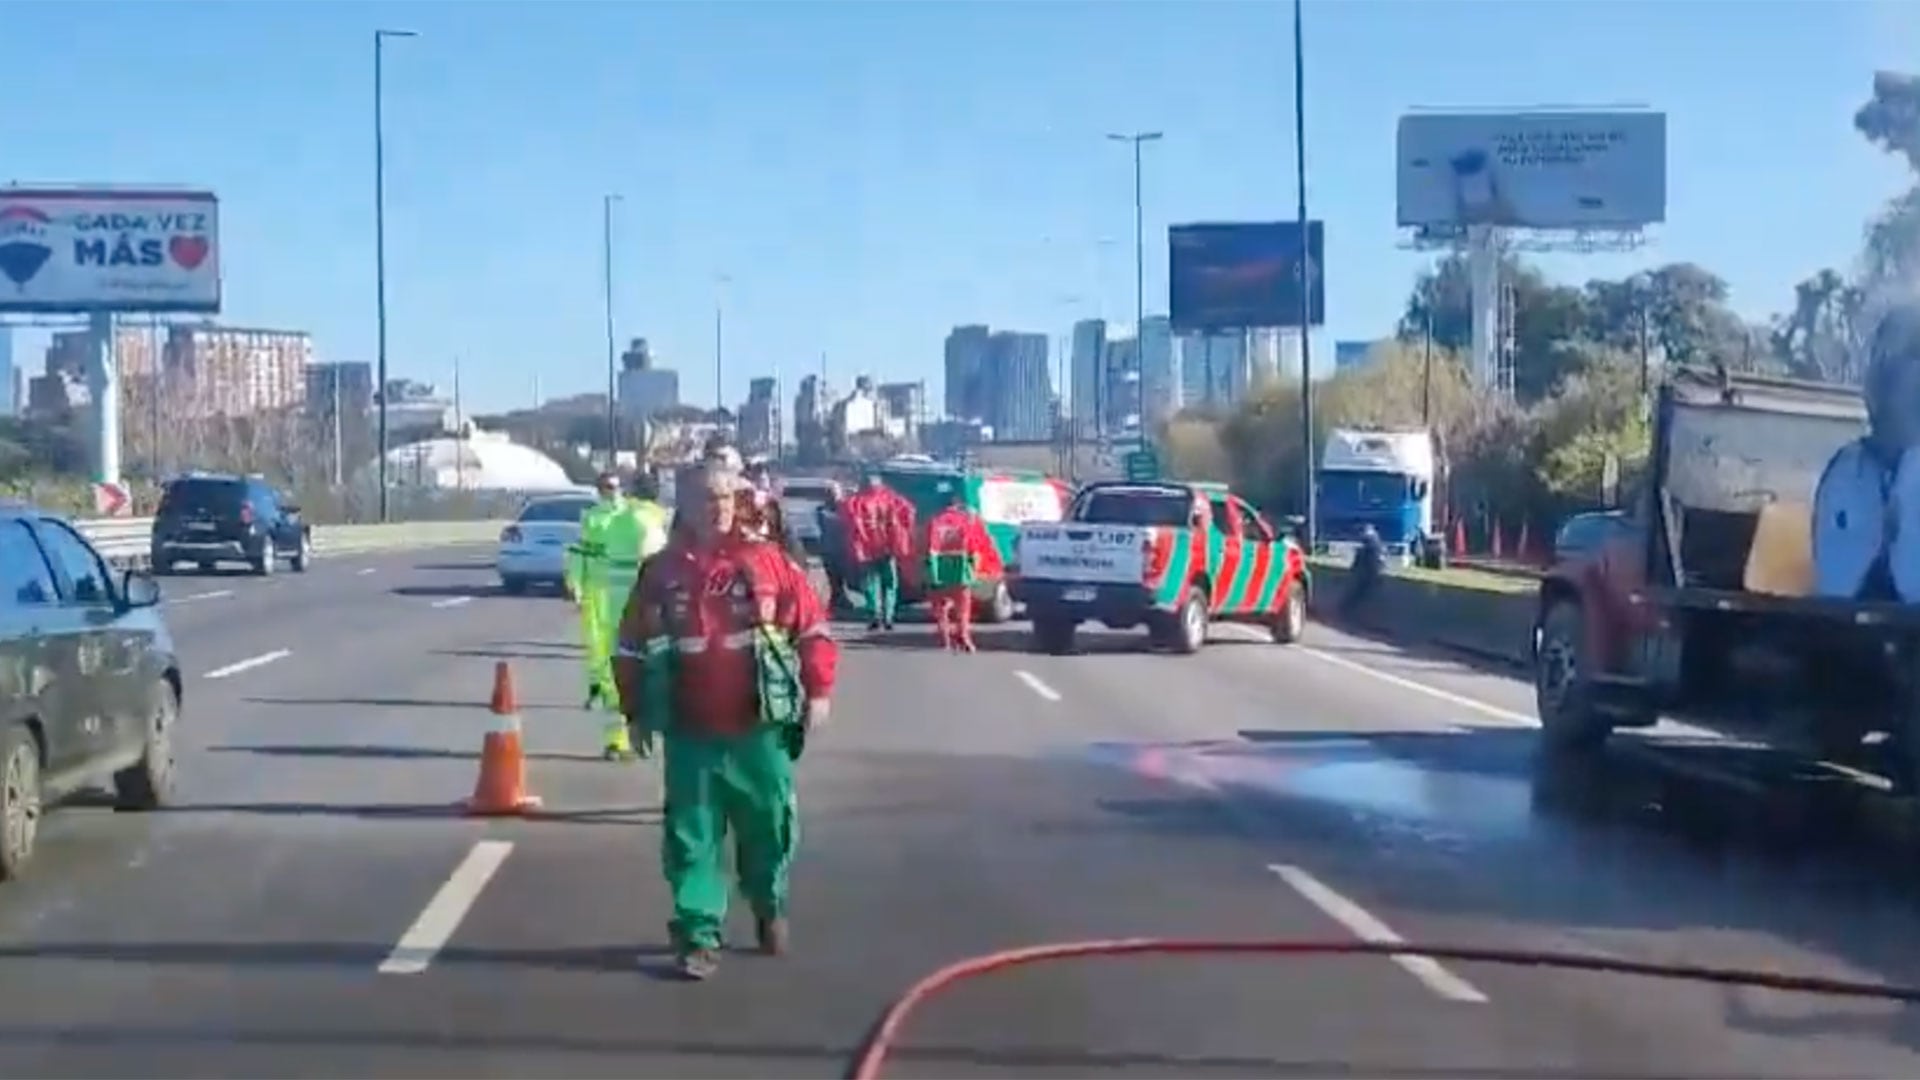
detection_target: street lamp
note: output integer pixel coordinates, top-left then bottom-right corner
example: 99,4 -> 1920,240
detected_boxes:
1107,131 -> 1162,447
714,272 -> 732,412
603,193 -> 623,463
1291,0 -> 1317,552
373,27 -> 417,524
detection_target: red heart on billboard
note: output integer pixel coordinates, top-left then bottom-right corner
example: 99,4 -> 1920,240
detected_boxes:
169,235 -> 209,270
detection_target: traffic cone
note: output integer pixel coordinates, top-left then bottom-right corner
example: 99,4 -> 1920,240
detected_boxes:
464,661 -> 543,816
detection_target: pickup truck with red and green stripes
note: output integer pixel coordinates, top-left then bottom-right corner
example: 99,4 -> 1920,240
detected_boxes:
1011,480 -> 1310,654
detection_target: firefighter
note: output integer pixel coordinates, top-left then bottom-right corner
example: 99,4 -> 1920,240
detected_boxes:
613,464 -> 838,981
923,485 -> 995,652
842,469 -> 915,631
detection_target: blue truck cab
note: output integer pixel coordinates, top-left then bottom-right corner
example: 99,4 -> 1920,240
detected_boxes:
1314,428 -> 1437,564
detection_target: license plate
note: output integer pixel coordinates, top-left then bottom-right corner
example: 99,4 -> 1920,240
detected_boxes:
1062,586 -> 1096,603
187,522 -> 216,532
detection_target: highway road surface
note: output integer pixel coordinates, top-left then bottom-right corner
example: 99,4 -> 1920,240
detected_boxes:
3,547 -> 1920,1077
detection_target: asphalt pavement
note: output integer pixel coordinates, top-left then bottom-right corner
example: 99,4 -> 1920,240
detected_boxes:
2,548 -> 1919,1077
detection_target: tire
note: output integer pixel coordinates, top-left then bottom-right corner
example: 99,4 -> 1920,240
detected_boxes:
1157,590 -> 1208,655
196,561 -> 215,574
0,724 -> 42,882
1032,617 -> 1076,655
1270,582 -> 1307,644
152,556 -> 174,576
1535,600 -> 1612,754
978,581 -> 1015,624
501,577 -> 529,596
114,679 -> 178,811
289,533 -> 312,573
252,544 -> 275,576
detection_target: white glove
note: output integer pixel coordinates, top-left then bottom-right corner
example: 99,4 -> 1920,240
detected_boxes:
803,698 -> 831,732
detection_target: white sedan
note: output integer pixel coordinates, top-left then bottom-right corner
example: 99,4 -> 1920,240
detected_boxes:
496,493 -> 599,594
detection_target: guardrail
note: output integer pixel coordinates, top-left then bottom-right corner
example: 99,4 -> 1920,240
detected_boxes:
73,518 -> 511,569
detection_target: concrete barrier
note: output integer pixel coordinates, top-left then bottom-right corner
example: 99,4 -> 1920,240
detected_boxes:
1307,560 -> 1537,667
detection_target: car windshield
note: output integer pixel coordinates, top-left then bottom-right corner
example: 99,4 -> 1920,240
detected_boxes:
1076,490 -> 1192,527
518,498 -> 595,523
159,480 -> 244,515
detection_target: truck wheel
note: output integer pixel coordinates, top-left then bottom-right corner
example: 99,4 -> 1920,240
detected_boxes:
1270,583 -> 1307,644
1535,601 -> 1612,753
1156,591 -> 1208,655
1032,617 -> 1076,655
977,581 -> 1015,625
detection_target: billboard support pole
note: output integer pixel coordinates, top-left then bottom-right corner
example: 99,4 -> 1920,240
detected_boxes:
86,309 -> 120,488
1292,0 -> 1316,552
1468,225 -> 1500,393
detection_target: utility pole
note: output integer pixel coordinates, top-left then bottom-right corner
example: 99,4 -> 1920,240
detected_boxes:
1108,131 -> 1162,445
714,273 -> 731,412
330,366 -> 344,487
373,27 -> 417,523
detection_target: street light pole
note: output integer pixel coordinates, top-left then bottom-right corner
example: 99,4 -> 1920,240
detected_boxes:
1108,131 -> 1162,447
603,193 -> 622,465
373,27 -> 416,523
714,273 -> 731,413
1292,0 -> 1317,551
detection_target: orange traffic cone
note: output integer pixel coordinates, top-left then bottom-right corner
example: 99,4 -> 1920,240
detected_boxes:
464,661 -> 543,816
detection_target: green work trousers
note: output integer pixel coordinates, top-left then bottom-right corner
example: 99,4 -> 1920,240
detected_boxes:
662,726 -> 798,950
591,558 -> 642,753
861,556 -> 900,625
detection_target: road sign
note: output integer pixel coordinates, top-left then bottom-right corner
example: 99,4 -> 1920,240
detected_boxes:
92,481 -> 130,517
1124,449 -> 1160,483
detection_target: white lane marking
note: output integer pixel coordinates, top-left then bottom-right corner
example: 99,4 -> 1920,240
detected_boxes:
1014,670 -> 1062,702
1297,646 -> 1534,727
203,649 -> 292,680
358,567 -> 377,576
1269,863 -> 1489,1004
432,596 -> 475,609
379,840 -> 514,975
166,589 -> 233,606
1296,644 -> 1724,740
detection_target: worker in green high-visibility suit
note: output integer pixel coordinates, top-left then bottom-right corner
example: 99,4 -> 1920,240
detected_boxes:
567,470 -> 670,759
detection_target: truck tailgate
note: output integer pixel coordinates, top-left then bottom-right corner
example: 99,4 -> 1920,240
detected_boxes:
1020,523 -> 1148,584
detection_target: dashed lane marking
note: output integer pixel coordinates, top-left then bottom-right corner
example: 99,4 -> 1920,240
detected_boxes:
1269,863 -> 1490,1004
1014,670 -> 1062,702
431,596 -> 475,609
379,840 -> 514,975
203,649 -> 292,680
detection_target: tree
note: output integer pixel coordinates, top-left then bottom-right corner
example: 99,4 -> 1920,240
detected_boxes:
1855,71 -> 1920,284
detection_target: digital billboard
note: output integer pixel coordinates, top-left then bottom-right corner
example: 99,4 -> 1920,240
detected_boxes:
1168,221 -> 1324,333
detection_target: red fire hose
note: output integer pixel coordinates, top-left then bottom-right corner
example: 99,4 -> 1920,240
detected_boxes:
847,937 -> 1920,1080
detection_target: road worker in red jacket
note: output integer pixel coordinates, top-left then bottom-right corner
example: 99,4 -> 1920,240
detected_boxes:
923,485 -> 997,652
841,469 -> 916,631
612,464 -> 838,981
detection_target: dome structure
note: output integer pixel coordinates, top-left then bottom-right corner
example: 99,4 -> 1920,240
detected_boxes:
361,428 -> 574,492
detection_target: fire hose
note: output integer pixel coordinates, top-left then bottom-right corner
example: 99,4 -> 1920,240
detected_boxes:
847,937 -> 1920,1080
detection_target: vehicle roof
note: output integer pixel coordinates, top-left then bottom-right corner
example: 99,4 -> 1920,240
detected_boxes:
1079,480 -> 1230,497
166,471 -> 251,484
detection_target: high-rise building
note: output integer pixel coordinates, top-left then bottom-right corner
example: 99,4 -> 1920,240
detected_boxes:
164,323 -> 313,418
794,374 -> 831,464
305,362 -> 375,420
1179,331 -> 1250,410
943,324 -> 992,421
876,381 -> 926,443
985,331 -> 1051,441
739,376 -> 778,453
0,326 -> 12,417
616,337 -> 680,423
1069,319 -> 1107,439
1138,316 -> 1178,425
1104,337 -> 1141,437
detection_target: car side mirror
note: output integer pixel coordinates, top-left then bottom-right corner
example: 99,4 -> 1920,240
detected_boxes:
121,569 -> 162,609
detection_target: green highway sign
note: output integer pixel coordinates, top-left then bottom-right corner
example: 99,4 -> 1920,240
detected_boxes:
1123,448 -> 1160,482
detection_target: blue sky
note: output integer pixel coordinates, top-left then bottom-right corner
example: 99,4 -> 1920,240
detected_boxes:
4,0 -> 1918,414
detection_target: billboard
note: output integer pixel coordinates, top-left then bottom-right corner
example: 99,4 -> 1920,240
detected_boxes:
1395,112 -> 1665,230
0,188 -> 221,314
1168,221 -> 1324,332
